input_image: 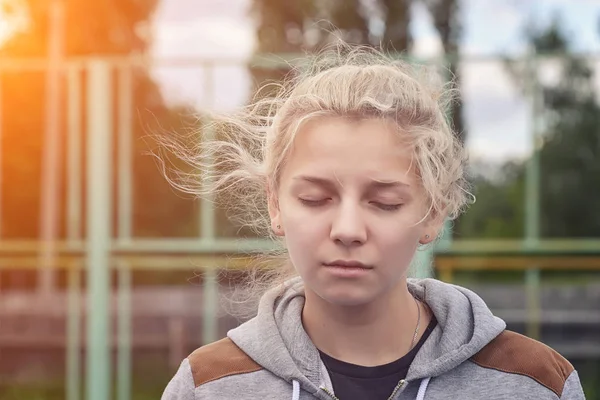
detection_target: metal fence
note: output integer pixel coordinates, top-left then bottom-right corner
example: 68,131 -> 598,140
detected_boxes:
0,53 -> 599,400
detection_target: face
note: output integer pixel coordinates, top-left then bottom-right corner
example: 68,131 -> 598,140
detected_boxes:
269,116 -> 441,306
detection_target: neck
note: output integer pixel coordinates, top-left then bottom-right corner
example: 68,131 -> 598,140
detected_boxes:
302,280 -> 426,367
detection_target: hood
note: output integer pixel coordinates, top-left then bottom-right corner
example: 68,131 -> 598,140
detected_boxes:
227,277 -> 506,397
404,278 -> 506,380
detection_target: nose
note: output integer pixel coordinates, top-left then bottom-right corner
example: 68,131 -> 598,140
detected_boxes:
330,200 -> 367,247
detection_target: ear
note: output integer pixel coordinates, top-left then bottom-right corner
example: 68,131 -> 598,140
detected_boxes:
267,183 -> 284,236
419,208 -> 447,245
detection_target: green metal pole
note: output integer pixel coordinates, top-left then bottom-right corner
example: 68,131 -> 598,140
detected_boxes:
201,64 -> 218,345
39,0 -> 64,295
0,66 -> 3,239
424,56 -> 455,280
0,67 -> 2,300
524,47 -> 542,340
200,64 -> 216,241
412,248 -> 434,279
203,267 -> 218,345
67,264 -> 81,400
66,64 -> 82,400
116,64 -> 133,400
86,59 -> 112,400
117,264 -> 131,400
524,52 -> 542,250
66,65 -> 82,244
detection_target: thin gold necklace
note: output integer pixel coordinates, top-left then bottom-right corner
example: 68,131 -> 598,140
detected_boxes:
409,295 -> 421,350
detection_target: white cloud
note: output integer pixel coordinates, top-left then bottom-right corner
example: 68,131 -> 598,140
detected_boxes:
462,61 -> 531,162
149,0 -> 255,111
412,34 -> 444,60
462,0 -> 526,56
149,63 -> 251,112
151,17 -> 255,59
147,0 -> 600,163
410,2 -> 444,59
152,0 -> 252,25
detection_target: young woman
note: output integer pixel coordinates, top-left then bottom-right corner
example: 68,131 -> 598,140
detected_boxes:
161,43 -> 585,399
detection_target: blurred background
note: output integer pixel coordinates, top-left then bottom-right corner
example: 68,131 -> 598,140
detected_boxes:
0,0 -> 599,399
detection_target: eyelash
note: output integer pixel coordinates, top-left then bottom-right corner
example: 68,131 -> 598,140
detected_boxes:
298,198 -> 328,207
298,198 -> 402,211
376,203 -> 402,211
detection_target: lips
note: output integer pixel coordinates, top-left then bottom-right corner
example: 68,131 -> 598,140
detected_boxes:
324,260 -> 373,269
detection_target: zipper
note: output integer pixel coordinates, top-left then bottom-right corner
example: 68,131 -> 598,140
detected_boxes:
320,379 -> 406,400
321,387 -> 340,400
386,379 -> 406,400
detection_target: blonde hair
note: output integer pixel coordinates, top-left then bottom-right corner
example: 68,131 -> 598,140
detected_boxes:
159,41 -> 473,316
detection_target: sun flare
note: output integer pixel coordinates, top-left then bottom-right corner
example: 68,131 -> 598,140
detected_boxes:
0,0 -> 29,47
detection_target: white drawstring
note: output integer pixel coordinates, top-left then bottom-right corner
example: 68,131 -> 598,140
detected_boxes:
416,377 -> 431,400
291,379 -> 300,400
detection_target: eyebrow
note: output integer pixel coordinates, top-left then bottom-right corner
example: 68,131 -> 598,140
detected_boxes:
292,175 -> 410,189
369,179 -> 411,189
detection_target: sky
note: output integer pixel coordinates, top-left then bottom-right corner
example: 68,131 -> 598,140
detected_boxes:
1,0 -> 599,162
0,0 -> 583,166
147,0 -> 600,164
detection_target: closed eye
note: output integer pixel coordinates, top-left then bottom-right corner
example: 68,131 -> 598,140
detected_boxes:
299,198 -> 329,207
372,202 -> 403,211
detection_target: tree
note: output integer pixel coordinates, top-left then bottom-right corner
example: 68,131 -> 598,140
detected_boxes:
458,18 -> 600,239
248,0 -> 415,91
533,23 -> 600,237
0,0 -> 198,243
424,0 -> 465,144
458,162 -> 525,239
248,0 -> 463,126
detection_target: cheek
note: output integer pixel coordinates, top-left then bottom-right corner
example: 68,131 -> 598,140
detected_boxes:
279,201 -> 324,248
280,193 -> 327,229
385,229 -> 420,247
280,212 -> 322,277
376,223 -> 422,259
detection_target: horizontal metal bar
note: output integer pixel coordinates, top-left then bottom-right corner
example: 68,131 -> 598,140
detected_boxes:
495,309 -> 600,325
0,254 -> 262,270
435,239 -> 600,255
436,256 -> 600,270
0,257 -> 79,269
0,238 -> 279,254
1,254 -> 599,272
3,51 -> 600,71
0,334 -> 172,349
0,59 -> 54,71
115,255 -> 256,270
549,343 -> 600,358
0,239 -> 598,256
113,238 -> 279,253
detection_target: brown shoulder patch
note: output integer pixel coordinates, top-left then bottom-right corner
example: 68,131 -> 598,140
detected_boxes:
187,337 -> 263,387
471,330 -> 574,397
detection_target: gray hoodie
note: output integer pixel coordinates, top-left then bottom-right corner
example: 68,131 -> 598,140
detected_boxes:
162,277 -> 586,399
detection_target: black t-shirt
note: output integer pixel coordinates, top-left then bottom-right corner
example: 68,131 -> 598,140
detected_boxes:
319,316 -> 437,400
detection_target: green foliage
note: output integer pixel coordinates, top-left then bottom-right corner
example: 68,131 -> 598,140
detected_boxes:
537,30 -> 600,237
248,0 -> 467,160
458,18 -> 600,239
248,0 -> 414,96
458,163 -> 525,239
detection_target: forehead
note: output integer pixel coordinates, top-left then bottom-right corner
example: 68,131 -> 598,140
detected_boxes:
281,116 -> 418,186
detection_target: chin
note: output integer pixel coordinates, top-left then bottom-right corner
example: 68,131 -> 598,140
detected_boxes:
316,285 -> 380,307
